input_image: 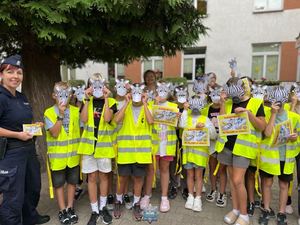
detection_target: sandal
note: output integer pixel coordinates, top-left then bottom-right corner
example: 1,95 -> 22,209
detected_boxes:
224,211 -> 239,224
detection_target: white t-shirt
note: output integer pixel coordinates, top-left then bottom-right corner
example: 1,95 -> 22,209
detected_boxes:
156,102 -> 169,156
117,100 -> 126,111
132,105 -> 142,124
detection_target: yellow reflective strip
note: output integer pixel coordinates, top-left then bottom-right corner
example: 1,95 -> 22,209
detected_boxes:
48,151 -> 78,159
46,158 -> 54,199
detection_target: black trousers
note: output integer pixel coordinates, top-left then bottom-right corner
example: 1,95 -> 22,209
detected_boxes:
0,144 -> 41,225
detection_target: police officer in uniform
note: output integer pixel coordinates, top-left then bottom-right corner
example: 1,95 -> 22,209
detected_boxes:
0,54 -> 50,225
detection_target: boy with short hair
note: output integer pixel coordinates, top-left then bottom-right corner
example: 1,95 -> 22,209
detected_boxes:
44,81 -> 80,225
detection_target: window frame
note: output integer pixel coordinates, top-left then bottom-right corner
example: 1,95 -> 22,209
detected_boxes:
253,0 -> 283,13
251,43 -> 281,80
114,63 -> 125,79
181,53 -> 206,81
141,56 -> 164,81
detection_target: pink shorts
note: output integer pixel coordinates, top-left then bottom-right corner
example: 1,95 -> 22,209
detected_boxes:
155,155 -> 174,162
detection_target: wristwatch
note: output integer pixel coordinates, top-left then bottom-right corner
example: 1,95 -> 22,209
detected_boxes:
57,116 -> 64,121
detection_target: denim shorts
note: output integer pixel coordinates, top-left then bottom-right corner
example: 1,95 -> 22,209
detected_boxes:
184,162 -> 205,170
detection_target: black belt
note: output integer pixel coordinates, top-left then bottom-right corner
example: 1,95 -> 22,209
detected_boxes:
7,139 -> 35,150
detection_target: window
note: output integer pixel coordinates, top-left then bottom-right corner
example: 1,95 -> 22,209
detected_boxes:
115,63 -> 125,79
142,56 -> 163,73
192,0 -> 207,15
251,43 -> 280,80
253,0 -> 283,12
182,47 -> 206,81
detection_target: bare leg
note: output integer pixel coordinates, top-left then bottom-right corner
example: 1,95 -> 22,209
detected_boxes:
55,186 -> 66,210
261,177 -> 273,210
117,176 -> 129,195
278,180 -> 289,213
227,166 -> 239,210
87,172 -> 98,204
195,168 -> 203,197
219,164 -> 227,194
209,156 -> 218,191
99,172 -> 109,197
232,167 -> 248,215
133,176 -> 144,197
187,169 -> 194,195
246,169 -> 255,204
67,184 -> 76,208
144,163 -> 154,196
160,159 -> 170,197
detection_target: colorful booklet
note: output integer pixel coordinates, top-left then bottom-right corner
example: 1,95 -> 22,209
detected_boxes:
217,112 -> 250,136
152,105 -> 179,127
23,124 -> 43,136
182,128 -> 210,146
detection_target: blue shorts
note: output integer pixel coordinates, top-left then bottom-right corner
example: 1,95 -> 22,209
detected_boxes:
184,162 -> 204,170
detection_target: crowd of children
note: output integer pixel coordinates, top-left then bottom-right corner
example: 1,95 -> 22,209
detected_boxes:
44,69 -> 300,225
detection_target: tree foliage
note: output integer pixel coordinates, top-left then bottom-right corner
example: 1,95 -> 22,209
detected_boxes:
0,0 -> 206,66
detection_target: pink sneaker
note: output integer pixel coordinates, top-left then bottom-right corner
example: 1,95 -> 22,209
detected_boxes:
160,198 -> 170,212
140,196 -> 150,210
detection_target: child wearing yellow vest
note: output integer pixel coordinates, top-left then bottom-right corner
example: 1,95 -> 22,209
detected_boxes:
44,81 -> 80,225
179,95 -> 217,212
258,86 -> 300,225
78,73 -> 117,225
113,83 -> 154,221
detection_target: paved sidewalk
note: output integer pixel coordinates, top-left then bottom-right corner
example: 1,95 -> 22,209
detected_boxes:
38,173 -> 299,225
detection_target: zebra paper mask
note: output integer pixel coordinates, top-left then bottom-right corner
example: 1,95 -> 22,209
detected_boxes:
175,86 -> 188,103
131,84 -> 145,103
156,82 -> 170,99
267,86 -> 289,106
251,84 -> 268,100
209,87 -> 222,104
90,79 -> 105,98
291,83 -> 300,100
193,77 -> 208,95
54,86 -> 72,106
72,85 -> 86,102
146,90 -> 155,102
188,96 -> 207,114
224,79 -> 245,104
115,78 -> 129,97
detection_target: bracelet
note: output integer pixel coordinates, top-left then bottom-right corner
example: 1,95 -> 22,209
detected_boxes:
57,116 -> 64,121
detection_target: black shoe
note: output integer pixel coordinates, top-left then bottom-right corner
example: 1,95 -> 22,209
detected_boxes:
259,209 -> 270,225
35,214 -> 50,224
247,202 -> 255,217
254,200 -> 261,208
74,187 -> 85,200
133,203 -> 143,221
99,207 -> 112,225
123,194 -> 133,209
106,194 -> 114,210
168,186 -> 177,200
67,207 -> 78,224
87,212 -> 99,225
181,188 -> 188,200
58,209 -> 71,225
277,213 -> 287,225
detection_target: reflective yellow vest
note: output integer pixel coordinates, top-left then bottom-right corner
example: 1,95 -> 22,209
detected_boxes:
78,97 -> 116,158
45,105 -> 80,171
152,101 -> 178,156
259,107 -> 300,175
215,98 -> 264,159
182,112 -> 209,167
117,101 -> 152,164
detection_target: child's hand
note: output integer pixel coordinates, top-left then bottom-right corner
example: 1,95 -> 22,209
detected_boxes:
35,122 -> 44,127
155,96 -> 162,104
142,93 -> 148,104
103,86 -> 111,98
288,133 -> 298,142
58,102 -> 67,116
271,102 -> 280,114
220,91 -> 227,104
196,123 -> 205,129
85,87 -> 93,98
234,107 -> 248,114
125,93 -> 131,103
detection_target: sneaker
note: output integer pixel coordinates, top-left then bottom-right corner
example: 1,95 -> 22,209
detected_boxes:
99,207 -> 112,225
168,186 -> 177,199
87,212 -> 99,225
206,190 -> 217,202
113,201 -> 122,219
235,216 -> 249,225
182,188 -> 189,200
247,202 -> 255,217
216,193 -> 227,208
74,187 -> 85,200
269,208 -> 276,218
123,194 -> 133,210
192,196 -> 202,212
254,200 -> 261,208
160,198 -> 170,213
140,196 -> 150,210
58,209 -> 71,225
277,213 -> 287,225
224,211 -> 239,224
185,194 -> 194,210
259,209 -> 270,225
133,203 -> 143,221
285,204 -> 293,215
67,207 -> 78,224
106,194 -> 114,211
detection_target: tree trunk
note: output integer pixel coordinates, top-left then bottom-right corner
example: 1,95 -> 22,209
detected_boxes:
21,40 -> 61,171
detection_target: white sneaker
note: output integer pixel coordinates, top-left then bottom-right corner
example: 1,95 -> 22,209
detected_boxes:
140,196 -> 150,210
206,190 -> 217,202
285,204 -> 293,214
192,196 -> 202,212
185,194 -> 194,210
216,193 -> 227,207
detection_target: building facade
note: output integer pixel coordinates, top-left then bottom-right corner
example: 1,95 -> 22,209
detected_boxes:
66,0 -> 300,85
